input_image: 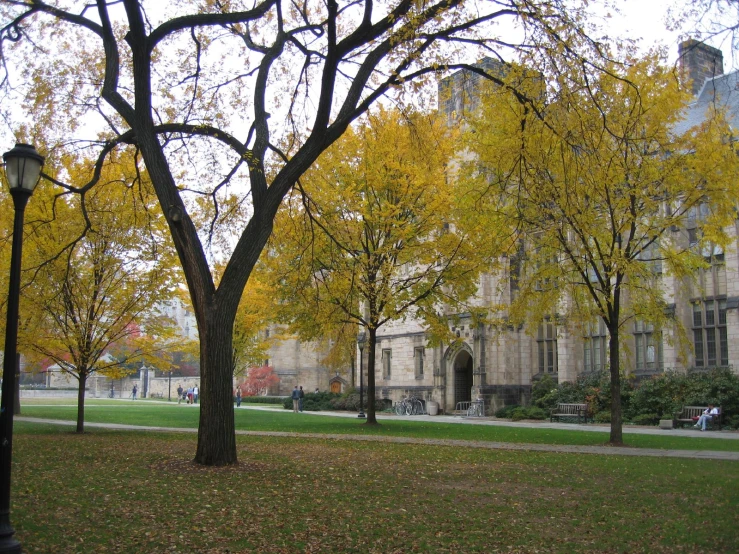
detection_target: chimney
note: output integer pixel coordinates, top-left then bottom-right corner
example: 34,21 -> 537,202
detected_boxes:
678,40 -> 724,96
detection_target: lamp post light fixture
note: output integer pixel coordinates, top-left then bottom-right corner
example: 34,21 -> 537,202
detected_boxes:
357,331 -> 366,419
0,143 -> 44,554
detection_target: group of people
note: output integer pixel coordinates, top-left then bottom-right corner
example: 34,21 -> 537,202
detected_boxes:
291,386 -> 306,412
176,384 -> 199,404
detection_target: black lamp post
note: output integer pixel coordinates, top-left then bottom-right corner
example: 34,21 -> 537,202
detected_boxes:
357,331 -> 366,419
0,143 -> 44,554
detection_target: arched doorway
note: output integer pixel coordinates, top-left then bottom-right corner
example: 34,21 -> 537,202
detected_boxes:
329,374 -> 347,394
453,350 -> 473,406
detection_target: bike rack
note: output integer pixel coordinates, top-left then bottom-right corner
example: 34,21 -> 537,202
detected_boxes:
454,400 -> 485,417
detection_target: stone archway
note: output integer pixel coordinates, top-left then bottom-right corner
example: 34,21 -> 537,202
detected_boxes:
452,349 -> 474,407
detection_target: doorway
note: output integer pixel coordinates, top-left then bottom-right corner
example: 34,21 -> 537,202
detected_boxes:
453,350 -> 473,406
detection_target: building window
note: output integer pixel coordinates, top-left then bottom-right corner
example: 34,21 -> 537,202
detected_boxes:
382,349 -> 392,379
414,347 -> 425,378
702,243 -> 724,264
638,239 -> 662,274
537,322 -> 557,373
584,318 -> 607,372
693,300 -> 728,367
634,321 -> 662,371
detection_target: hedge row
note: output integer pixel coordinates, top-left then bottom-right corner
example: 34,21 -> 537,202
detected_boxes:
528,368 -> 739,428
281,390 -> 393,412
240,395 -> 286,405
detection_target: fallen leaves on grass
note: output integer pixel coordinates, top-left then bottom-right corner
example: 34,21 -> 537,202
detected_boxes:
9,431 -> 739,553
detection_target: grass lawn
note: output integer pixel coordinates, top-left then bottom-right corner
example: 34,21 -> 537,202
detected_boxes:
10,422 -> 739,553
17,398 -> 739,452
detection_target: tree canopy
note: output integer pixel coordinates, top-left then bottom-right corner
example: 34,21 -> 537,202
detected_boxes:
463,51 -> 739,444
6,153 -> 179,432
267,107 -> 503,422
0,0 -> 613,464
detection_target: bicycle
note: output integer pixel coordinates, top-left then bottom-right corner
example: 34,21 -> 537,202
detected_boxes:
466,400 -> 484,417
394,395 -> 425,415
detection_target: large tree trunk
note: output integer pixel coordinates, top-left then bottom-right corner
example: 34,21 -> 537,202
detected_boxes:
76,372 -> 87,433
608,329 -> 623,445
365,327 -> 379,425
194,316 -> 237,465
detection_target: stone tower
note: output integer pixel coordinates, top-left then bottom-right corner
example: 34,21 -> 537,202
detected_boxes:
678,39 -> 724,95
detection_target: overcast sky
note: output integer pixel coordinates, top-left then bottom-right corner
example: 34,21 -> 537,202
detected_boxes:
605,0 -> 735,67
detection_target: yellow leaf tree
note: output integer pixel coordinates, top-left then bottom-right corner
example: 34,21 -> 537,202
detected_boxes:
17,154 -> 179,432
232,274 -> 273,378
1,0 -> 612,464
463,52 -> 739,444
267,108 -> 504,423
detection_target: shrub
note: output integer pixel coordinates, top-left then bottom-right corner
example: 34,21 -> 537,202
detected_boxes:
524,406 -> 547,420
240,395 -> 285,405
494,404 -> 520,418
626,371 -> 683,421
330,390 -> 360,411
626,368 -> 739,422
531,374 -> 558,410
630,413 -> 660,426
530,368 -> 739,425
502,406 -> 547,421
725,415 -> 739,430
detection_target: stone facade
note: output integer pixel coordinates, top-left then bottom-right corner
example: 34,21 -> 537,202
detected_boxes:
264,328 -> 352,396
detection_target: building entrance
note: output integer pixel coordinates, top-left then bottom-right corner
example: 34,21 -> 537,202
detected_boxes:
453,350 -> 473,407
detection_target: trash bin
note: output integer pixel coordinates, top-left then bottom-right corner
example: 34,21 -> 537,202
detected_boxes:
426,400 -> 439,416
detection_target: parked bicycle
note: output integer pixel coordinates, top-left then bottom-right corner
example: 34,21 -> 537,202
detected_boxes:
394,395 -> 425,416
466,400 -> 484,417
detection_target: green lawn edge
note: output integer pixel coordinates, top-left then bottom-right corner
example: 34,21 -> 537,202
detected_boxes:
16,400 -> 739,452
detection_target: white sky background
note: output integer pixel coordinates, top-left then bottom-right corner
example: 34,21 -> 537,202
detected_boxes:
600,0 -> 736,68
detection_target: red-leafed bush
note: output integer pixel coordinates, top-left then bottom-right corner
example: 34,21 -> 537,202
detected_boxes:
238,365 -> 279,396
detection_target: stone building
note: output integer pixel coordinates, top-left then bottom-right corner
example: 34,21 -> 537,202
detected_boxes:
266,41 -> 739,411
263,328 -> 351,396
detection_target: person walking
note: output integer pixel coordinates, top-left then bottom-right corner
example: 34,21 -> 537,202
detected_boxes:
177,384 -> 183,404
132,384 -> 138,400
193,385 -> 199,404
298,386 -> 305,412
187,387 -> 193,404
235,388 -> 242,408
291,386 -> 300,413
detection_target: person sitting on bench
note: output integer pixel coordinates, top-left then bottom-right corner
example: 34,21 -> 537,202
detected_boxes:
695,404 -> 719,431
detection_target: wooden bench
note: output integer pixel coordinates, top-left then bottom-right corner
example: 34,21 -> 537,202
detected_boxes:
674,406 -> 722,430
550,403 -> 590,424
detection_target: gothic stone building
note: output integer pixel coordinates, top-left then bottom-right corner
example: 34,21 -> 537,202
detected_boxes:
268,41 -> 739,412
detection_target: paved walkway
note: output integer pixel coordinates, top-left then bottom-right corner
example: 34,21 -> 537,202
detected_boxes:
17,404 -> 739,461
